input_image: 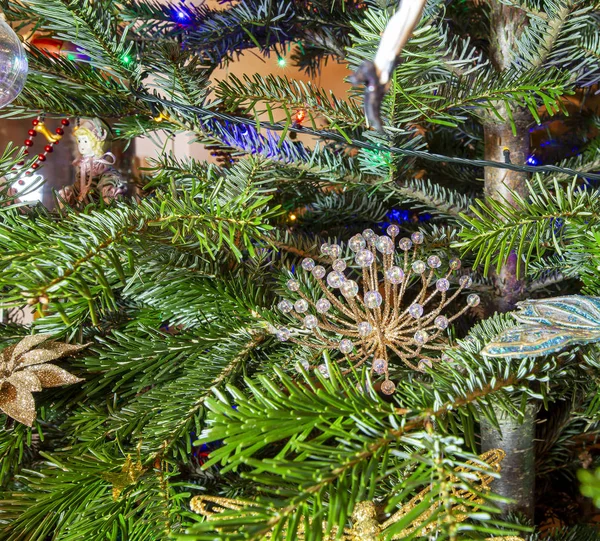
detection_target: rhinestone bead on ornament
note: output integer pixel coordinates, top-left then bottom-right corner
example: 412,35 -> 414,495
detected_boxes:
373,358 -> 387,375
297,359 -> 310,372
418,359 -> 433,370
434,315 -> 449,330
327,271 -> 345,288
355,249 -> 374,267
332,259 -> 346,272
358,321 -> 373,336
276,327 -> 291,342
409,303 -> 423,318
459,275 -> 473,288
449,257 -> 461,270
304,315 -> 318,329
339,339 -> 353,354
287,279 -> 300,292
412,260 -> 426,274
364,291 -> 382,309
328,244 -> 341,258
318,364 -> 330,378
381,380 -> 396,395
316,298 -> 331,313
414,330 -> 428,344
387,224 -> 400,237
340,280 -> 359,298
376,236 -> 394,254
398,237 -> 412,251
467,294 -> 481,307
411,232 -> 424,244
385,266 -> 404,285
427,255 -> 441,269
436,278 -> 450,292
362,229 -> 376,242
294,299 -> 309,313
312,265 -> 326,279
278,299 -> 293,313
302,258 -> 315,271
349,234 -> 366,252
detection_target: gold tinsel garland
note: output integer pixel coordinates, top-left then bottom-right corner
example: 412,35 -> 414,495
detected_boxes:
190,449 -> 525,540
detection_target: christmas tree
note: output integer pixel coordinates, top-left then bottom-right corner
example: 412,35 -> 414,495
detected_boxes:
1,0 -> 600,539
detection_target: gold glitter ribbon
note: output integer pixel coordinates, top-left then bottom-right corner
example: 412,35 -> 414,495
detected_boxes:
0,335 -> 86,426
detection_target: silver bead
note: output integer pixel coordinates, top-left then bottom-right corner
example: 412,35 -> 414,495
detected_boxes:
411,260 -> 426,274
398,237 -> 413,251
385,266 -> 404,285
362,229 -> 376,242
318,364 -> 330,378
349,234 -> 366,252
340,279 -> 359,298
375,236 -> 394,254
332,259 -> 347,272
386,224 -> 400,237
355,249 -> 374,267
449,257 -> 461,270
459,275 -> 473,288
328,243 -> 341,258
339,339 -> 353,354
294,299 -> 309,313
327,271 -> 345,288
364,291 -> 383,309
302,258 -> 315,271
296,359 -> 310,372
303,315 -> 318,329
434,315 -> 449,330
467,293 -> 480,307
427,255 -> 441,269
276,327 -> 291,342
435,278 -> 450,292
316,298 -> 331,313
358,321 -> 373,336
287,279 -> 300,292
408,303 -> 423,318
312,265 -> 326,279
372,358 -> 387,375
418,359 -> 433,370
414,330 -> 428,344
277,299 -> 293,313
381,380 -> 396,395
411,231 -> 424,244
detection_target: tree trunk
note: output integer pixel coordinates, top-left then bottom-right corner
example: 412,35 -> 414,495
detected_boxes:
480,404 -> 537,518
483,105 -> 530,313
480,2 -> 536,521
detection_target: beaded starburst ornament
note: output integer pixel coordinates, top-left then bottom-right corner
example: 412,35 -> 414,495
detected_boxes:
274,226 -> 479,394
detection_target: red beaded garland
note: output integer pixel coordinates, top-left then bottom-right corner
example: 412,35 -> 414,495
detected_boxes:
11,117 -> 71,185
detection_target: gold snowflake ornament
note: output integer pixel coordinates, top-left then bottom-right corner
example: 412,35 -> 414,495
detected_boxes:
0,334 -> 86,426
275,227 -> 478,394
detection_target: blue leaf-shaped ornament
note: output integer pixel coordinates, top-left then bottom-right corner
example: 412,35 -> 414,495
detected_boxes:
481,295 -> 600,358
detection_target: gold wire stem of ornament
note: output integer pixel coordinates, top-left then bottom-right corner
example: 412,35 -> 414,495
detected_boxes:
190,449 -> 524,541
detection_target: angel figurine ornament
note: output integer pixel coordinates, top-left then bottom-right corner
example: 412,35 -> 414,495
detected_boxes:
59,118 -> 128,205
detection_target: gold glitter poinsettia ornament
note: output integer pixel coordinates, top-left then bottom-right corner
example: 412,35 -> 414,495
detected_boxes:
0,335 -> 87,426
